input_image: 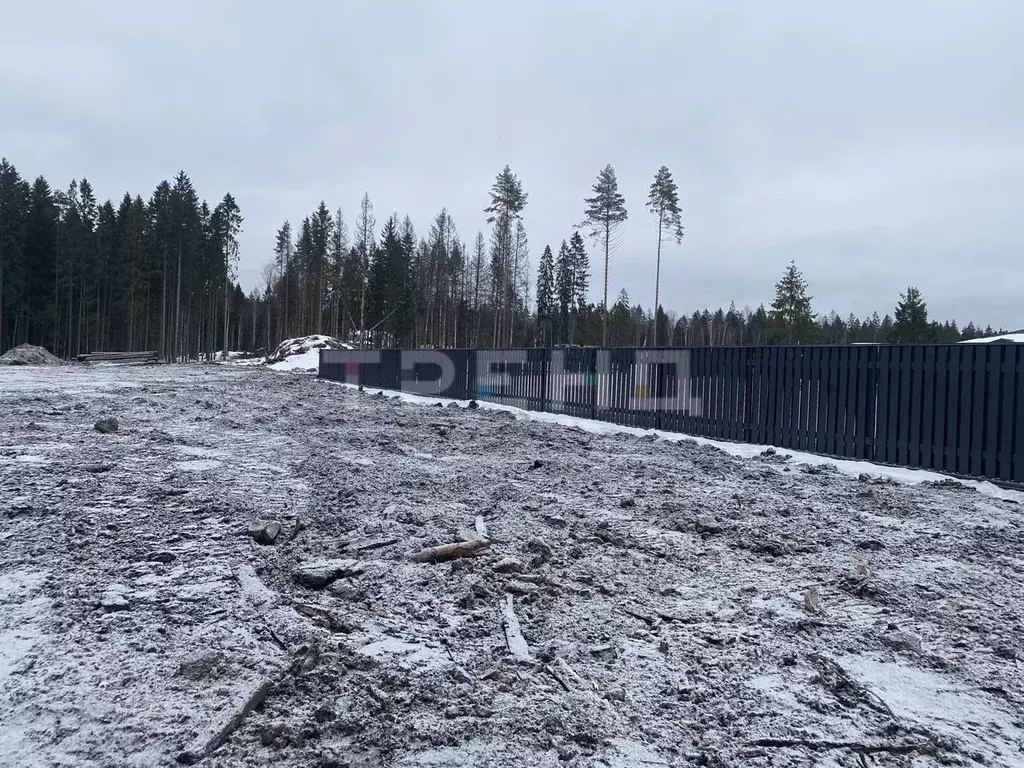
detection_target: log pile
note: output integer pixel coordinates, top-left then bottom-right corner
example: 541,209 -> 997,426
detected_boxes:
77,351 -> 160,364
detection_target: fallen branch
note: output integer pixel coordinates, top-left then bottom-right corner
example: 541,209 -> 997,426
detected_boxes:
620,604 -> 656,626
544,664 -> 571,692
410,538 -> 490,563
349,537 -> 400,552
501,593 -> 533,663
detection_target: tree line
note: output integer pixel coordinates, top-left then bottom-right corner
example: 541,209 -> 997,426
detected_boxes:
0,158 -> 242,359
1,156 -> 1012,358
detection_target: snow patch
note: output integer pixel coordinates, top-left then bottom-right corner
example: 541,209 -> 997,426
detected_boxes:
961,333 -> 1024,344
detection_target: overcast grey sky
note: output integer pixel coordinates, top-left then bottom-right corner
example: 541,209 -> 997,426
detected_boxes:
3,0 -> 1022,329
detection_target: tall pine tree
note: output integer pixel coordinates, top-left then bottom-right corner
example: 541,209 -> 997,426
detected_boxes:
582,164 -> 627,345
646,166 -> 683,345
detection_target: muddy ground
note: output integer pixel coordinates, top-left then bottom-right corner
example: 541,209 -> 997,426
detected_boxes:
1,364 -> 1022,768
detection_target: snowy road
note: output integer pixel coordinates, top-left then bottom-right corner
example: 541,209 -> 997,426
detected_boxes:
1,364 -> 1023,767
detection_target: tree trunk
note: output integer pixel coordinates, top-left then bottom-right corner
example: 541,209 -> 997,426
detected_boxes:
603,225 -> 610,347
160,246 -> 168,360
653,212 -> 663,347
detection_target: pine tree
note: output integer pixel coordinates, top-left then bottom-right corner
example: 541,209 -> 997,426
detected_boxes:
485,165 -> 528,346
582,164 -> 628,345
769,260 -> 814,343
646,166 -> 683,345
536,245 -> 555,346
891,286 -> 930,342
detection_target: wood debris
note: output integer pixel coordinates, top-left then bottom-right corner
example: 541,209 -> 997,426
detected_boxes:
409,538 -> 490,563
501,593 -> 533,663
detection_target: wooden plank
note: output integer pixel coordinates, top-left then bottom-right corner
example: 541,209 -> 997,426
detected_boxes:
794,347 -> 807,450
837,346 -> 852,456
895,346 -> 911,466
907,346 -> 923,468
998,345 -> 1016,481
944,345 -> 961,473
874,346 -> 890,464
813,347 -> 828,455
957,345 -> 974,476
970,345 -> 986,478
847,346 -> 864,460
970,346 -> 987,479
930,345 -> 949,473
823,346 -> 839,455
1014,346 -> 1024,483
749,347 -> 762,443
779,347 -> 793,449
723,348 -> 734,439
712,348 -> 723,438
769,346 -> 783,446
985,345 -> 1003,480
920,346 -> 937,470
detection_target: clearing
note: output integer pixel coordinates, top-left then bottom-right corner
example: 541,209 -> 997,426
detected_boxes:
1,364 -> 1022,767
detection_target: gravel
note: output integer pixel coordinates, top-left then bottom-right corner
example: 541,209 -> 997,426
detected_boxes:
1,363 -> 1023,767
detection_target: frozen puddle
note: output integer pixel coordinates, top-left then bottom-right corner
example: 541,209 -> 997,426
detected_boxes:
841,654 -> 1024,763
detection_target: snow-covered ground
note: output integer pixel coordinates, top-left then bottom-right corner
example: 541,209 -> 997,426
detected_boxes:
2,364 -> 1023,767
961,333 -> 1024,344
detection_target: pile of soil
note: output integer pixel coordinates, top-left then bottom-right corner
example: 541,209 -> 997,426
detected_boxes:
0,344 -> 65,365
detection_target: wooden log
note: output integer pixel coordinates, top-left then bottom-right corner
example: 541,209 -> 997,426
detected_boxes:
501,593 -> 533,663
409,538 -> 489,563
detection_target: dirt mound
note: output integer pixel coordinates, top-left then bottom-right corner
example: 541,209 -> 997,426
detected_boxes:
0,343 -> 65,365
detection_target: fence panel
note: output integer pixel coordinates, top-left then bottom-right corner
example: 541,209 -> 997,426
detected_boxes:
318,344 -> 1022,486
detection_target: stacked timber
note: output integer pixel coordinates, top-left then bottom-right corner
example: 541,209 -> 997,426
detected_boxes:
77,351 -> 160,364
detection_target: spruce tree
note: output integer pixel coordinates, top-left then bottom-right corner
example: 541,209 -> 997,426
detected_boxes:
892,286 -> 930,342
646,166 -> 683,345
768,260 -> 814,343
582,164 -> 627,345
554,240 -> 574,343
213,193 -> 242,357
568,231 -> 589,312
536,245 -> 555,346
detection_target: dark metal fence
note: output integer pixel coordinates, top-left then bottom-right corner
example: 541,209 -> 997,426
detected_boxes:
320,344 -> 1024,485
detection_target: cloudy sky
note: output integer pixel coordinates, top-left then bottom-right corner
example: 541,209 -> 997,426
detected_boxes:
4,0 -> 1022,329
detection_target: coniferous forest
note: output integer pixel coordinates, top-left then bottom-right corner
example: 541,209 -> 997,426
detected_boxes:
0,158 -> 1012,359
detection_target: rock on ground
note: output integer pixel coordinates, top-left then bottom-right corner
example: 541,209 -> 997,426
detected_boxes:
1,364 -> 1023,767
